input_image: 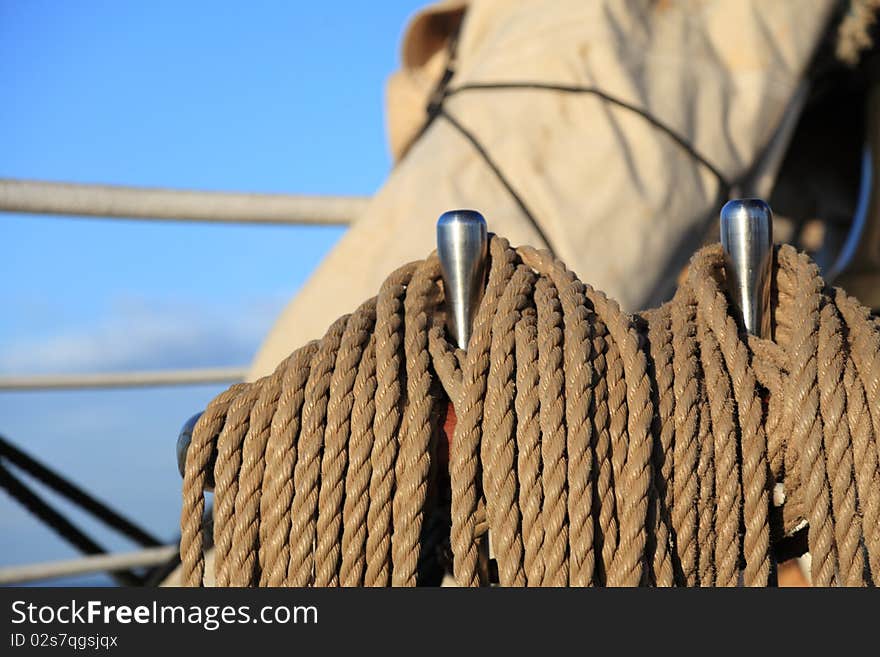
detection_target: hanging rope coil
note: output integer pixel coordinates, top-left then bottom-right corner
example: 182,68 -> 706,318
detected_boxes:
180,236 -> 880,587
837,0 -> 880,65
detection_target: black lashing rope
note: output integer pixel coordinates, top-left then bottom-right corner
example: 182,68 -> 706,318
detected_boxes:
0,434 -> 161,547
435,106 -> 555,254
0,434 -> 165,585
419,23 -> 734,260
0,461 -> 144,586
443,82 -> 731,188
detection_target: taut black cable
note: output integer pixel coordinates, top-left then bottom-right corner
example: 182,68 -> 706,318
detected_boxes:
426,80 -> 733,261
443,82 -> 731,189
0,461 -> 145,586
0,434 -> 161,547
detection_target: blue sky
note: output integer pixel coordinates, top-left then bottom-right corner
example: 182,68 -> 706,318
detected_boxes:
0,0 -> 425,583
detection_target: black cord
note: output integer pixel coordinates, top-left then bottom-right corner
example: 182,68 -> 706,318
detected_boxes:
436,106 -> 557,256
0,461 -> 145,586
425,80 -> 734,261
444,82 -> 731,190
0,434 -> 161,548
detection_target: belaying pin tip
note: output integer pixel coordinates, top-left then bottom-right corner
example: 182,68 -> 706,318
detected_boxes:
436,210 -> 489,350
720,198 -> 773,338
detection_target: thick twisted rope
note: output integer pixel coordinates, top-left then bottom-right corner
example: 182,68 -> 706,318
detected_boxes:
181,237 -> 880,586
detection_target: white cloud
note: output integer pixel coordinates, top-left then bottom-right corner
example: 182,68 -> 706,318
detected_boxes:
0,294 -> 288,374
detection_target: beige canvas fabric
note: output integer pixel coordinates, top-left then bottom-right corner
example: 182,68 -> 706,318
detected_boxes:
248,0 -> 836,381
386,0 -> 467,160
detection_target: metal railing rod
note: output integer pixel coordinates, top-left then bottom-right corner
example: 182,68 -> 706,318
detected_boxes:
0,178 -> 368,226
0,545 -> 178,585
0,367 -> 247,391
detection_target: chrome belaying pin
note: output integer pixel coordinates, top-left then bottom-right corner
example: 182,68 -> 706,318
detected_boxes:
437,209 -> 491,583
720,198 -> 774,339
176,412 -> 201,477
721,199 -> 779,585
176,411 -> 215,490
437,210 -> 489,350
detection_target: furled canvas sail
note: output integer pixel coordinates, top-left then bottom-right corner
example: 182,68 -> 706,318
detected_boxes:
249,0 -> 836,380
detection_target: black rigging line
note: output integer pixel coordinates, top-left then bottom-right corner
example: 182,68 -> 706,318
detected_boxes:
444,82 -> 731,190
436,106 -> 557,256
0,434 -> 161,548
0,461 -> 145,586
426,79 -> 733,260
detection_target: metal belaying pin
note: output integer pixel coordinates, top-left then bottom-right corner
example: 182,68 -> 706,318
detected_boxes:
720,198 -> 774,339
436,209 -> 489,349
721,198 -> 780,585
437,209 -> 492,584
176,411 -> 215,490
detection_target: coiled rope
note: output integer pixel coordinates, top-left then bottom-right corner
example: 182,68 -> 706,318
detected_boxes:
837,0 -> 880,65
180,236 -> 880,586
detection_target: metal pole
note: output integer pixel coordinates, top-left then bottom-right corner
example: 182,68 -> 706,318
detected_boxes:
0,178 -> 368,226
176,412 -> 211,488
436,208 -> 491,583
0,367 -> 247,391
0,546 -> 178,585
720,197 -> 775,586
